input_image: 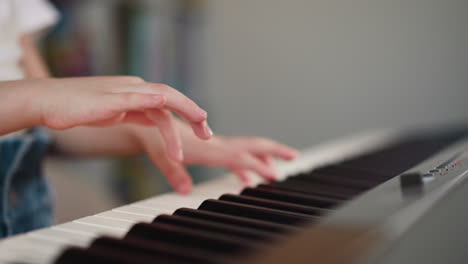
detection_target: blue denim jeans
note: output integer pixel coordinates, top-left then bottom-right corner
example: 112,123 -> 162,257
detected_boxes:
0,127 -> 53,238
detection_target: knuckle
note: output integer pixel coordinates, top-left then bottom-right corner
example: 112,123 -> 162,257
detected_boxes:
253,137 -> 272,147
159,109 -> 172,119
43,116 -> 72,130
121,93 -> 136,104
122,76 -> 145,84
149,109 -> 172,122
165,166 -> 178,177
233,150 -> 248,162
225,161 -> 237,169
153,83 -> 172,92
246,136 -> 260,143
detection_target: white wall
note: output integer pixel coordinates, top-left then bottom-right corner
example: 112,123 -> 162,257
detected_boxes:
197,0 -> 468,148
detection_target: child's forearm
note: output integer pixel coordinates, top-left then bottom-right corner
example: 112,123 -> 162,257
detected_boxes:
18,35 -> 136,156
49,125 -> 141,157
0,34 -> 48,136
49,118 -> 191,157
0,80 -> 40,135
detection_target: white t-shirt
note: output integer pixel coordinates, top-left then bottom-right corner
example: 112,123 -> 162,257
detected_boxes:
0,0 -> 58,81
0,0 -> 58,139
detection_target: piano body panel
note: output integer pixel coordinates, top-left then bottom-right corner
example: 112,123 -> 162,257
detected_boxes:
242,133 -> 468,264
0,130 -> 398,264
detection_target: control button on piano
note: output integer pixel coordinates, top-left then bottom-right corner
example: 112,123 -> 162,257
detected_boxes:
173,208 -> 298,233
400,172 -> 424,197
198,199 -> 315,225
422,173 -> 434,179
124,222 -> 264,255
218,194 -> 329,216
435,152 -> 461,169
152,214 -> 277,241
240,187 -> 340,208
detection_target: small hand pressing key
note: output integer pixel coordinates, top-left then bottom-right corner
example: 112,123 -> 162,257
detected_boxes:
1,75 -> 298,194
0,0 -> 298,238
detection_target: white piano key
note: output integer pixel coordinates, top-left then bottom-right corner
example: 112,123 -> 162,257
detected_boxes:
191,178 -> 244,198
74,215 -> 135,230
0,235 -> 65,264
0,130 -> 395,264
136,193 -> 206,210
113,204 -> 172,216
28,228 -> 92,246
53,221 -> 126,238
96,210 -> 154,223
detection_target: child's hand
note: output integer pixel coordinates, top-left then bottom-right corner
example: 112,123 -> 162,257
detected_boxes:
28,77 -> 212,161
130,121 -> 298,194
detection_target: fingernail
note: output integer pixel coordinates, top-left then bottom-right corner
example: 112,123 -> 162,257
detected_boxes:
198,109 -> 208,119
268,170 -> 278,181
203,121 -> 213,137
177,181 -> 191,195
284,150 -> 299,160
242,180 -> 251,187
176,149 -> 184,162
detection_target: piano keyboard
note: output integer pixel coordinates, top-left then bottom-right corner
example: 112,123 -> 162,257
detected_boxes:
1,128 -> 467,264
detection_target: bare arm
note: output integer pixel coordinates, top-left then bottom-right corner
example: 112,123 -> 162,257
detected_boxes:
0,80 -> 40,135
19,33 -> 144,156
18,33 -> 298,194
18,33 -> 211,159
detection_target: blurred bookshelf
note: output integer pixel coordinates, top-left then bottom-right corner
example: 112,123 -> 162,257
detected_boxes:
41,0 -> 210,203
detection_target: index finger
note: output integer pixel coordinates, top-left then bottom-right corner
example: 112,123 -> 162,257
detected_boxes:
129,83 -> 213,139
148,84 -> 207,123
113,82 -> 208,123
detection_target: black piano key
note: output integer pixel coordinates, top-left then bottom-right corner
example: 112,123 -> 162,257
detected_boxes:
89,236 -> 218,264
286,174 -> 376,190
336,140 -> 442,175
54,246 -> 182,264
198,199 -> 315,225
218,194 -> 329,216
125,222 -> 262,255
153,214 -> 278,241
276,179 -> 363,194
173,208 -> 298,233
311,164 -> 392,180
241,187 -> 341,208
54,130 -> 468,264
261,182 -> 355,200
297,169 -> 383,184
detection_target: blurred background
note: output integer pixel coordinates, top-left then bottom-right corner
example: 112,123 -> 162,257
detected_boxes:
40,0 -> 468,223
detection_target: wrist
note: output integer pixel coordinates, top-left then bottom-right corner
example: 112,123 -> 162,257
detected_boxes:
20,80 -> 43,127
0,79 -> 43,134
